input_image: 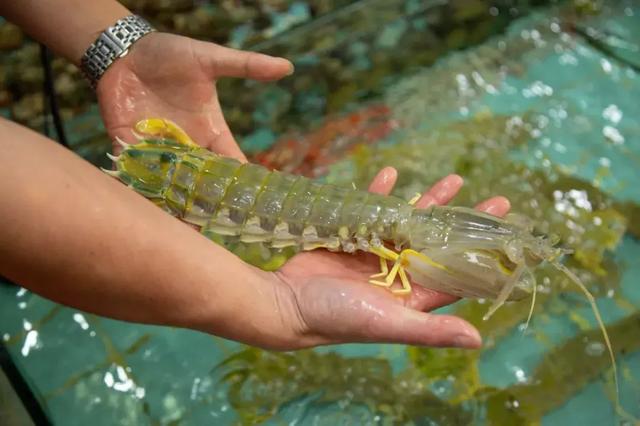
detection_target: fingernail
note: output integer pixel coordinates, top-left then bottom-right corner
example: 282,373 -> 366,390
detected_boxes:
381,167 -> 397,185
453,332 -> 481,348
447,174 -> 464,186
287,63 -> 295,75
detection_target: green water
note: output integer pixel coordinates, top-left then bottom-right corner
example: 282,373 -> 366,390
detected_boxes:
1,1 -> 640,425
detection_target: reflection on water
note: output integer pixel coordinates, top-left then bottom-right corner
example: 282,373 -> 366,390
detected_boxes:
1,1 -> 639,425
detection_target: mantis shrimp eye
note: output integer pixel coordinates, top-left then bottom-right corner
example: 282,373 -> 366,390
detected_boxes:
504,240 -> 524,263
505,212 -> 535,232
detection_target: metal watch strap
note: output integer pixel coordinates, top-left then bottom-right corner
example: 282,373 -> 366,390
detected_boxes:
80,15 -> 155,89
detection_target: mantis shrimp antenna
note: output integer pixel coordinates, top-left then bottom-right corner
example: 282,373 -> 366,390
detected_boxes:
552,261 -> 619,408
483,265 -> 525,321
523,269 -> 537,334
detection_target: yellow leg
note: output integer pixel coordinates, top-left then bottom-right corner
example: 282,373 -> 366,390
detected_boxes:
368,246 -> 413,295
369,245 -> 398,280
408,192 -> 422,206
370,256 -> 389,279
394,266 -> 412,295
134,118 -> 198,146
369,245 -> 400,261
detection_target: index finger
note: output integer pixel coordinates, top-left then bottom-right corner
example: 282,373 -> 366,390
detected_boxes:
474,196 -> 511,218
414,174 -> 464,208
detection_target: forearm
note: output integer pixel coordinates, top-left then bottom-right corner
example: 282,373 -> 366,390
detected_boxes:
0,118 -> 278,342
0,0 -> 131,65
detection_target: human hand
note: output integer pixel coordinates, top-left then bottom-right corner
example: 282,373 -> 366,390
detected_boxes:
96,32 -> 293,159
255,169 -> 510,350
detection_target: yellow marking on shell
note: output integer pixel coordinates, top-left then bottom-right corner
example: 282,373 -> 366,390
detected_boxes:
407,192 -> 422,206
134,118 -> 198,146
205,225 -> 239,236
403,249 -> 449,272
496,259 -> 515,276
338,226 -> 350,240
303,236 -> 341,251
239,234 -> 270,243
303,242 -> 328,250
478,250 -> 516,276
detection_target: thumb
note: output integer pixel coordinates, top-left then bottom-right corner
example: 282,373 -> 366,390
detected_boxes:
195,41 -> 294,81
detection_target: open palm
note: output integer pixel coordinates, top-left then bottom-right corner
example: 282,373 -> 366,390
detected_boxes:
272,169 -> 511,349
96,32 -> 293,159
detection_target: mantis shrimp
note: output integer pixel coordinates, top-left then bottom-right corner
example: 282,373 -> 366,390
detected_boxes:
103,118 -> 618,399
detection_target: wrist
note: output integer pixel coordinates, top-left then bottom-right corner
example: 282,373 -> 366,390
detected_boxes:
0,1 -> 132,66
200,267 -> 311,350
72,9 -> 132,65
80,14 -> 156,88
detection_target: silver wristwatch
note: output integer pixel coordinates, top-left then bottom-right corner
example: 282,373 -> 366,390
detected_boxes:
80,15 -> 156,89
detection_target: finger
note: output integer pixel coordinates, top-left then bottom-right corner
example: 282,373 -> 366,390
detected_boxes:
366,306 -> 482,348
414,174 -> 464,209
201,99 -> 247,161
367,167 -> 398,195
294,277 -> 480,349
474,196 -> 511,217
196,41 -> 294,81
406,286 -> 459,312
